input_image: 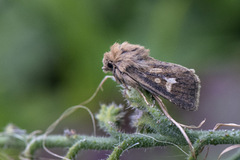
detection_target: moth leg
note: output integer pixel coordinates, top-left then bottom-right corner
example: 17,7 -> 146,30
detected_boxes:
135,88 -> 150,106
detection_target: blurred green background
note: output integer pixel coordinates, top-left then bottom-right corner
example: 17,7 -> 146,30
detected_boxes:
1,0 -> 240,159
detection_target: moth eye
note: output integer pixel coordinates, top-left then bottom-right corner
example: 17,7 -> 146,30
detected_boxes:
107,63 -> 113,69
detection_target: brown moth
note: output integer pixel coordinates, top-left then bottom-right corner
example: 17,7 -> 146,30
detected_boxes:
102,42 -> 201,111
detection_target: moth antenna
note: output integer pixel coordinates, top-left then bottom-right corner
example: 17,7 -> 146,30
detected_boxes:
81,75 -> 115,105
152,95 -> 196,159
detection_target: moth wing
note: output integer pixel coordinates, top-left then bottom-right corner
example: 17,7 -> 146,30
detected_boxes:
125,61 -> 200,111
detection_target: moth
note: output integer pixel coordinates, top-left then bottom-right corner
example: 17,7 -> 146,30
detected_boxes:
102,42 -> 201,111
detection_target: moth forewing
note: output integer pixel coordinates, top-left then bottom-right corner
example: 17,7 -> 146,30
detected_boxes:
102,42 -> 201,111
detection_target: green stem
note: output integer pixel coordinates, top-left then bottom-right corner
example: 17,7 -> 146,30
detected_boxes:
1,129 -> 240,159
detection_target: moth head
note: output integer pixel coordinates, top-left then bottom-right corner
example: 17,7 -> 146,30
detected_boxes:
102,43 -> 122,73
102,56 -> 114,73
102,42 -> 150,73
